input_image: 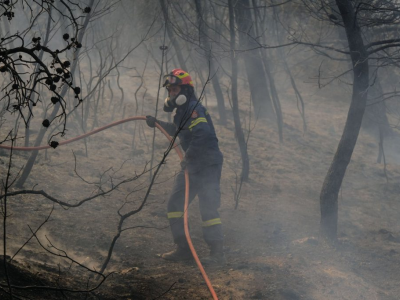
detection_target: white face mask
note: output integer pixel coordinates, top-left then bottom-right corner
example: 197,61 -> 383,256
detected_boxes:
164,94 -> 187,108
175,94 -> 187,106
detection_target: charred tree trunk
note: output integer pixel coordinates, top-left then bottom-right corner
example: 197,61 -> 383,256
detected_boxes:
362,76 -> 391,163
234,0 -> 274,119
159,0 -> 188,71
25,8 -> 53,147
16,1 -> 94,188
320,0 -> 369,241
251,0 -> 283,141
228,0 -> 249,181
194,0 -> 227,125
271,3 -> 307,133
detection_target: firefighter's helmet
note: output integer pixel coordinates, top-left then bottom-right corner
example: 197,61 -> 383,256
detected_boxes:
163,69 -> 194,87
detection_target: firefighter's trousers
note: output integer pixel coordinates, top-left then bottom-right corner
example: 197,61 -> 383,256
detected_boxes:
167,164 -> 223,246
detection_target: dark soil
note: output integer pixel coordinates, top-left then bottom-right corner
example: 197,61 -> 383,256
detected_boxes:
1,83 -> 400,299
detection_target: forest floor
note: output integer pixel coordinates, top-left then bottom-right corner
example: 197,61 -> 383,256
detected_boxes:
1,80 -> 400,300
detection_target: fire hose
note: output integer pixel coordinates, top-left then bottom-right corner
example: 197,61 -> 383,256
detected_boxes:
0,116 -> 219,299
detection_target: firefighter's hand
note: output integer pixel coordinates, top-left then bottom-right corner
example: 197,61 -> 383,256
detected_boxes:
146,115 -> 157,128
180,158 -> 187,170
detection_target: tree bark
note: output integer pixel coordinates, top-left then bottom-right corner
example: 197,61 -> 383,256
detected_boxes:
194,0 -> 227,125
159,0 -> 188,71
25,8 -> 53,147
320,0 -> 369,241
234,0 -> 274,119
16,0 -> 94,188
271,3 -> 306,133
252,0 -> 283,141
362,76 -> 391,163
228,0 -> 249,181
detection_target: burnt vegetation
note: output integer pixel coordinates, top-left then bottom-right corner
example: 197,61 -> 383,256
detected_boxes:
1,0 -> 400,299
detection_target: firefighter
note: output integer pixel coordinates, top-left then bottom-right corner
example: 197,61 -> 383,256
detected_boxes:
146,68 -> 225,265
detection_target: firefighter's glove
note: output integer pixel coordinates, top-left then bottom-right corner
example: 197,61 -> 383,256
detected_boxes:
180,158 -> 187,170
146,115 -> 157,128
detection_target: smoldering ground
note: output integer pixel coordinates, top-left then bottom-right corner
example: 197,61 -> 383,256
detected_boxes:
1,1 -> 400,299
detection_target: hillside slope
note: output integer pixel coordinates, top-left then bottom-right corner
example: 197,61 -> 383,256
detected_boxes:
1,80 -> 400,300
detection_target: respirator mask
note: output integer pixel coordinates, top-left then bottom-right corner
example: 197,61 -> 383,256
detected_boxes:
162,72 -> 194,112
163,94 -> 187,112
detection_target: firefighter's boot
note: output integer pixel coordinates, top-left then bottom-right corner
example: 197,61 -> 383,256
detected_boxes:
202,241 -> 226,266
161,243 -> 192,261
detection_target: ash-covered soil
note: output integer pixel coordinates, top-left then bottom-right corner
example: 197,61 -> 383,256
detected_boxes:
1,82 -> 400,299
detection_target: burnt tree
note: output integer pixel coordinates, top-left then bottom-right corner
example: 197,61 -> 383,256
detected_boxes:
228,0 -> 250,182
319,0 -> 369,241
194,0 -> 227,125
234,0 -> 274,119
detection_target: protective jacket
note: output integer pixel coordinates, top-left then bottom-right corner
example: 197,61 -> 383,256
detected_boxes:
157,94 -> 224,246
157,95 -> 223,173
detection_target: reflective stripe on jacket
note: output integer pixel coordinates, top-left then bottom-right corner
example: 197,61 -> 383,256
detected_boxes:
157,96 -> 223,173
